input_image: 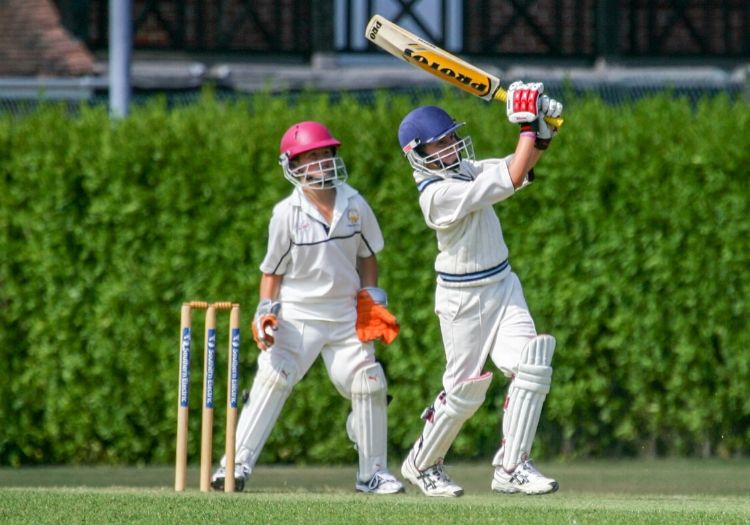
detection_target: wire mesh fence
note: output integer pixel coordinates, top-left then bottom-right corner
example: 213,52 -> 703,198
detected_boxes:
0,78 -> 747,118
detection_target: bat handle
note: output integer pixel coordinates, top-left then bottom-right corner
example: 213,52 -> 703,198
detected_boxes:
493,88 -> 565,129
494,88 -> 508,103
543,115 -> 565,129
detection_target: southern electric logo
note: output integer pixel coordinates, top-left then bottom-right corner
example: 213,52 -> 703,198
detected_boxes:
402,45 -> 491,97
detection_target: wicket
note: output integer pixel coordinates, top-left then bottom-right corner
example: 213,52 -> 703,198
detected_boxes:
175,301 -> 241,492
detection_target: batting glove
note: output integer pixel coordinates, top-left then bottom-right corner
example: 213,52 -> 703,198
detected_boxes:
535,96 -> 563,150
356,287 -> 400,345
539,95 -> 563,119
252,299 -> 281,350
507,81 -> 544,124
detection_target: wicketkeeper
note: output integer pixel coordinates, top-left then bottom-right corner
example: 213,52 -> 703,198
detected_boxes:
396,82 -> 563,496
211,121 -> 403,494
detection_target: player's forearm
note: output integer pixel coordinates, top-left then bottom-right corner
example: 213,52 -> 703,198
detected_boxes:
526,147 -> 543,172
508,136 -> 536,188
357,255 -> 378,288
259,273 -> 283,301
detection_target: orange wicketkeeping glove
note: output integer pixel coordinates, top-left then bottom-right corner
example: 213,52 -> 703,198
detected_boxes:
356,287 -> 400,345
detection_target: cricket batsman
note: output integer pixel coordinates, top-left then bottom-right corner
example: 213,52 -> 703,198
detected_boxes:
396,82 -> 563,496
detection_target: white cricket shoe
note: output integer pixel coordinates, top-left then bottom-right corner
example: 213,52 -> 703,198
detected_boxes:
355,470 -> 405,495
491,460 -> 559,495
401,457 -> 464,497
210,463 -> 251,492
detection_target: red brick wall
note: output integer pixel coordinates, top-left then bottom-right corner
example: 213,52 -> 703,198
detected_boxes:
0,0 -> 95,76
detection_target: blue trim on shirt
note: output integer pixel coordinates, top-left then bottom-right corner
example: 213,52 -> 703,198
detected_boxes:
417,177 -> 442,193
438,259 -> 509,283
270,232 -> 367,274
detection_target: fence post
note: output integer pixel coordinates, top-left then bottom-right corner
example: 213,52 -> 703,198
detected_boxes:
109,0 -> 132,118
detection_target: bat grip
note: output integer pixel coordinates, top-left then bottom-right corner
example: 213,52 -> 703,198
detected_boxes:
494,88 -> 565,129
544,115 -> 565,129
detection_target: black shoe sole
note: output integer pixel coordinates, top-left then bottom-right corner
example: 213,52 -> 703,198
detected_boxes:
210,478 -> 245,492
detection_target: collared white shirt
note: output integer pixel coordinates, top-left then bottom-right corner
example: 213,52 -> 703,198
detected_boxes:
260,183 -> 384,321
415,156 -> 527,287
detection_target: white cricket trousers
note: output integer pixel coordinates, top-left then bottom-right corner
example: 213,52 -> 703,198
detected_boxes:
261,317 -> 378,397
435,272 -> 537,392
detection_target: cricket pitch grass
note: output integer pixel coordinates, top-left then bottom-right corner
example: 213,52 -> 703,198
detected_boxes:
1,460 -> 749,524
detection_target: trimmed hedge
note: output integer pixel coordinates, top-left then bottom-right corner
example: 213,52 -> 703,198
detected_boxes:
0,89 -> 748,466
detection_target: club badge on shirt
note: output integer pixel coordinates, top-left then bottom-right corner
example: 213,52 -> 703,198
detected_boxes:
347,208 -> 360,227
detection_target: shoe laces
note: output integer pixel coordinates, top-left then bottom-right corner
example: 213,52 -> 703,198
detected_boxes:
519,460 -> 543,476
420,464 -> 453,487
366,470 -> 395,489
235,464 -> 251,479
508,460 -> 546,485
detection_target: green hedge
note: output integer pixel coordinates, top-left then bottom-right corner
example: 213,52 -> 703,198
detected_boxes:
1,90 -> 748,466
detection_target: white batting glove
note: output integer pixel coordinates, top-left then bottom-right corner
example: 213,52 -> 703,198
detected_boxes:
535,96 -> 563,148
536,115 -> 556,140
539,95 -> 563,119
506,81 -> 544,124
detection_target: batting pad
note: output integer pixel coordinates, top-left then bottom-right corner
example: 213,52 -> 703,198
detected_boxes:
495,334 -> 555,471
233,357 -> 296,469
411,372 -> 493,471
350,363 -> 388,481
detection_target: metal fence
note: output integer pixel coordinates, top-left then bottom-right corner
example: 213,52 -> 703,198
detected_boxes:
1,80 -> 747,119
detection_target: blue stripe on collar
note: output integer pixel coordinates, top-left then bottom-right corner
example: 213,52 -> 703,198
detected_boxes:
417,176 -> 443,193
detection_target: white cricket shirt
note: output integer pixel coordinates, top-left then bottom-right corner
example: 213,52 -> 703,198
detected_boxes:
260,183 -> 384,322
414,156 -> 529,287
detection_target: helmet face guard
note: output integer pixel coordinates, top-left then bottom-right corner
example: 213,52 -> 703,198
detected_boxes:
398,105 -> 475,177
406,135 -> 474,176
279,154 -> 348,190
278,121 -> 347,190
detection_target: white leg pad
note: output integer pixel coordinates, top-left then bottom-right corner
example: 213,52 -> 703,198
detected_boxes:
233,356 -> 296,469
410,372 -> 493,470
495,335 -> 555,471
349,363 -> 388,481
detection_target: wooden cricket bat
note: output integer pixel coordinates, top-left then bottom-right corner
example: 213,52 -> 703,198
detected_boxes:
365,14 -> 564,129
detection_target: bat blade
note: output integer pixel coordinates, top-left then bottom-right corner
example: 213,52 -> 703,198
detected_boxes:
366,14 -> 502,102
365,14 -> 564,128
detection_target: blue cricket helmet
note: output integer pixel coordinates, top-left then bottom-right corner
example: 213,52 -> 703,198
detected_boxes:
397,105 -> 474,177
397,105 -> 463,153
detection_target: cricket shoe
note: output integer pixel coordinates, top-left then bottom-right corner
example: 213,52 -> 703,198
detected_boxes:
491,460 -> 559,495
401,457 -> 463,497
355,470 -> 405,495
210,463 -> 251,492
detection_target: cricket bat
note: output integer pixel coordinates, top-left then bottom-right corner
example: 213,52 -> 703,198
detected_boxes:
365,14 -> 564,129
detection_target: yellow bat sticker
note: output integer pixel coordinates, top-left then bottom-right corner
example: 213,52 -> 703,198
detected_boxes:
402,45 -> 492,98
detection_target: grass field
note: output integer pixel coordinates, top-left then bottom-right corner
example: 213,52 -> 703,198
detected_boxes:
1,460 -> 749,524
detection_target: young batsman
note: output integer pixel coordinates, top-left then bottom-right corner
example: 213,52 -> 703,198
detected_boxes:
211,121 -> 403,494
396,82 -> 563,496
